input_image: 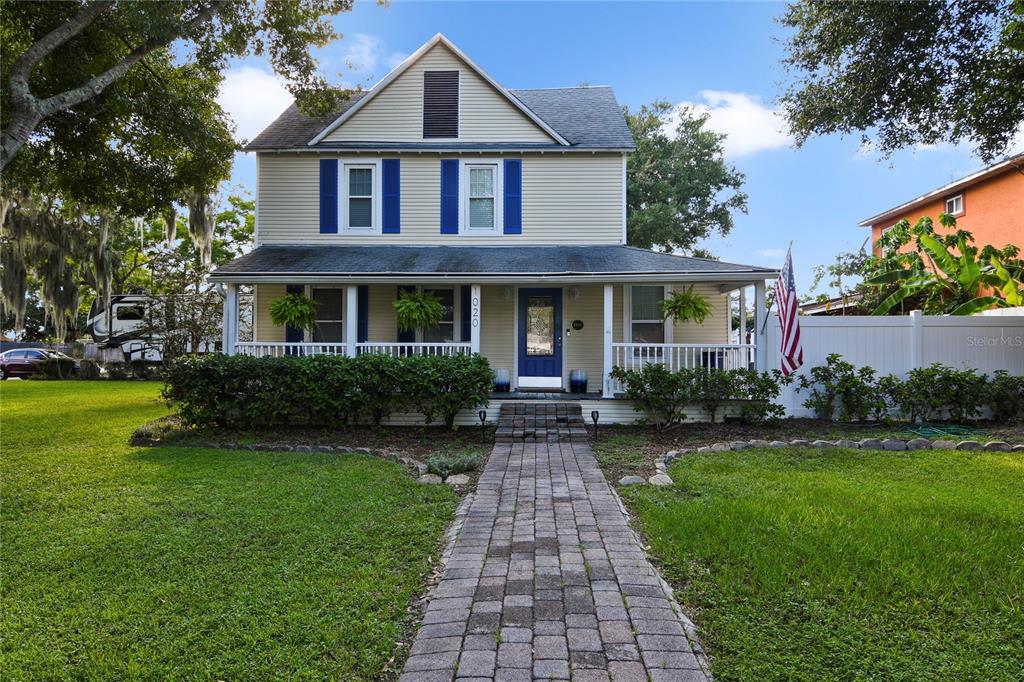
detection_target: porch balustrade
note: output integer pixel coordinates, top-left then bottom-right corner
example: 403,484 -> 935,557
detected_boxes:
233,341 -> 471,358
609,342 -> 756,393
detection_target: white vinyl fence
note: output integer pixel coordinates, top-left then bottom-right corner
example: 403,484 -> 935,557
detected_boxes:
766,311 -> 1024,417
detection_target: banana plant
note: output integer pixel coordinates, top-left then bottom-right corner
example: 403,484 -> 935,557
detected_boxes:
867,232 -> 1017,315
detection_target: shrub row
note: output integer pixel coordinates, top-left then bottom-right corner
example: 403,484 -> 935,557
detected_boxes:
162,353 -> 494,429
797,353 -> 1024,422
609,364 -> 790,430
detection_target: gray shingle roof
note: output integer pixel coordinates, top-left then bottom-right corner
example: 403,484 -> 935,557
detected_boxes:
210,245 -> 775,279
245,86 -> 633,151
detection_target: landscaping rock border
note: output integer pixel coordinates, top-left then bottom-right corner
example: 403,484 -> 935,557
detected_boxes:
632,437 -> 1024,488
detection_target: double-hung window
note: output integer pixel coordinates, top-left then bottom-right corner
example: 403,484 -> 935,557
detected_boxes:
423,288 -> 456,342
630,286 -> 665,344
342,163 -> 377,233
311,287 -> 344,342
461,160 -> 501,234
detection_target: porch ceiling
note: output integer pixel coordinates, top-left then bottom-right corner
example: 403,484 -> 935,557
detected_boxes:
209,245 -> 777,284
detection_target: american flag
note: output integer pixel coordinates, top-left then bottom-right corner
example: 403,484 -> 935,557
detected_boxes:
776,245 -> 803,375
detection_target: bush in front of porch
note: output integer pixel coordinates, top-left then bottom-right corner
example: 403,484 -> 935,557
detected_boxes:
609,363 -> 791,430
162,353 -> 493,429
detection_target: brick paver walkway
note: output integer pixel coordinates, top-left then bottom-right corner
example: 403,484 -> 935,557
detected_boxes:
400,435 -> 710,681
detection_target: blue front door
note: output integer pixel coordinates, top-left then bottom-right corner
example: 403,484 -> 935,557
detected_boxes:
518,288 -> 562,381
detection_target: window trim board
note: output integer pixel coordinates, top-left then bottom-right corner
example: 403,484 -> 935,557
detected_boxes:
458,158 -> 504,236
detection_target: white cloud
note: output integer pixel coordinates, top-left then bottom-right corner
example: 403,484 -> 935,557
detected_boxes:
671,90 -> 793,157
217,66 -> 292,142
336,34 -> 406,87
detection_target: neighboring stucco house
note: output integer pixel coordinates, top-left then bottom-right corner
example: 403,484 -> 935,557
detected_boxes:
861,152 -> 1024,254
211,34 -> 775,402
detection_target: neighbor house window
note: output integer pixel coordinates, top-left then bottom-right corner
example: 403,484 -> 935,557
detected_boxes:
422,288 -> 455,342
343,163 -> 376,232
945,194 -> 964,216
461,161 -> 501,233
630,285 -> 665,344
311,288 -> 344,342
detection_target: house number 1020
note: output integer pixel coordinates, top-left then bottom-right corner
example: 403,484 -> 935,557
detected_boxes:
472,296 -> 480,327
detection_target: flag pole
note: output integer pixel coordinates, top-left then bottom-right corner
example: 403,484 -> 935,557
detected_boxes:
760,241 -> 792,334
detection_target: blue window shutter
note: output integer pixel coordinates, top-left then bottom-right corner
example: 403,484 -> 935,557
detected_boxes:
382,159 -> 400,233
503,159 -> 522,234
285,285 -> 304,343
357,286 -> 369,343
396,285 -> 417,342
460,285 -> 471,342
440,159 -> 459,234
319,159 -> 338,233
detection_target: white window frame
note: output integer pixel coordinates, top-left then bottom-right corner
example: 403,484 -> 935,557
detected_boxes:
945,193 -> 964,217
306,285 -> 345,343
460,159 -> 503,235
411,285 -> 461,342
339,159 -> 382,235
624,284 -> 671,345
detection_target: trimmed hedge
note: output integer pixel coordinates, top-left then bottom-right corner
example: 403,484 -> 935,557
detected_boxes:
162,353 -> 493,429
797,353 -> 1024,423
609,364 -> 791,430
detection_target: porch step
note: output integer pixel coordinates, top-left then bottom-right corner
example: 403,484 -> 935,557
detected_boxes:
495,402 -> 588,444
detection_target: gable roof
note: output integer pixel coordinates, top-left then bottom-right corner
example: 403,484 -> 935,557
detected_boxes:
859,151 -> 1024,227
309,34 -> 568,146
245,36 -> 635,152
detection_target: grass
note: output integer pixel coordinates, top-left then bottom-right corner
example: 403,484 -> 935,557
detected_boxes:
1,381 -> 459,680
620,447 -> 1024,681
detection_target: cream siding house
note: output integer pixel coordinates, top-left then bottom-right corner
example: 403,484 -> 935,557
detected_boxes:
212,34 -> 775,406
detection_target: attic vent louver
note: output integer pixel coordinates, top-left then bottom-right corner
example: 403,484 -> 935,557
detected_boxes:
423,70 -> 459,138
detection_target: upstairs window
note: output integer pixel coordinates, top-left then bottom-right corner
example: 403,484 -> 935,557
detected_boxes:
469,165 -> 496,229
423,70 -> 459,138
343,163 -> 376,232
945,193 -> 964,216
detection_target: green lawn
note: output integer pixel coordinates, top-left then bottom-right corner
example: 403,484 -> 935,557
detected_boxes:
621,447 -> 1024,681
1,381 -> 458,680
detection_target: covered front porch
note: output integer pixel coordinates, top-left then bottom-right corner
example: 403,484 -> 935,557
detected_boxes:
211,245 -> 776,398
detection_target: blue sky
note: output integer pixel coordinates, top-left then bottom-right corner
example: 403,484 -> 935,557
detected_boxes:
217,1 -> 1009,294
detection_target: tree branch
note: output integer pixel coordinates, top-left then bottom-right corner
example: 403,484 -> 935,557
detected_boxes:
1,1 -> 224,170
36,2 -> 224,120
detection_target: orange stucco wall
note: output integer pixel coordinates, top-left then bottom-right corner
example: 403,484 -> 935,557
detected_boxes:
869,168 -> 1024,254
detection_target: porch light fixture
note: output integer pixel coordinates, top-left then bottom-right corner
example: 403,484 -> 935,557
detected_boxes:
500,286 -> 513,301
569,286 -> 580,300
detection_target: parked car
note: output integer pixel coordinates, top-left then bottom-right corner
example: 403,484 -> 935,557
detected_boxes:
0,348 -> 80,379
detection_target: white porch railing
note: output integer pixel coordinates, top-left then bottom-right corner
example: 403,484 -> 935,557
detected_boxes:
610,343 -> 756,393
235,342 -> 348,357
356,342 -> 471,357
234,341 -> 471,358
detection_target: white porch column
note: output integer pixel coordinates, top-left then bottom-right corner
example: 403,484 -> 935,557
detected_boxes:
738,286 -> 747,344
470,284 -> 481,354
753,280 -> 767,371
603,284 -> 614,398
222,283 -> 238,355
346,286 -> 358,357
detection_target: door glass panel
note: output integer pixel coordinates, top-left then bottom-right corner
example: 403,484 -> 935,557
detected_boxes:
423,288 -> 455,342
526,296 -> 555,356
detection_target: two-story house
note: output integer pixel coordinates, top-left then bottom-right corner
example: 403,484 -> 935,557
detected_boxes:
861,152 -> 1024,254
211,34 -> 776,402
